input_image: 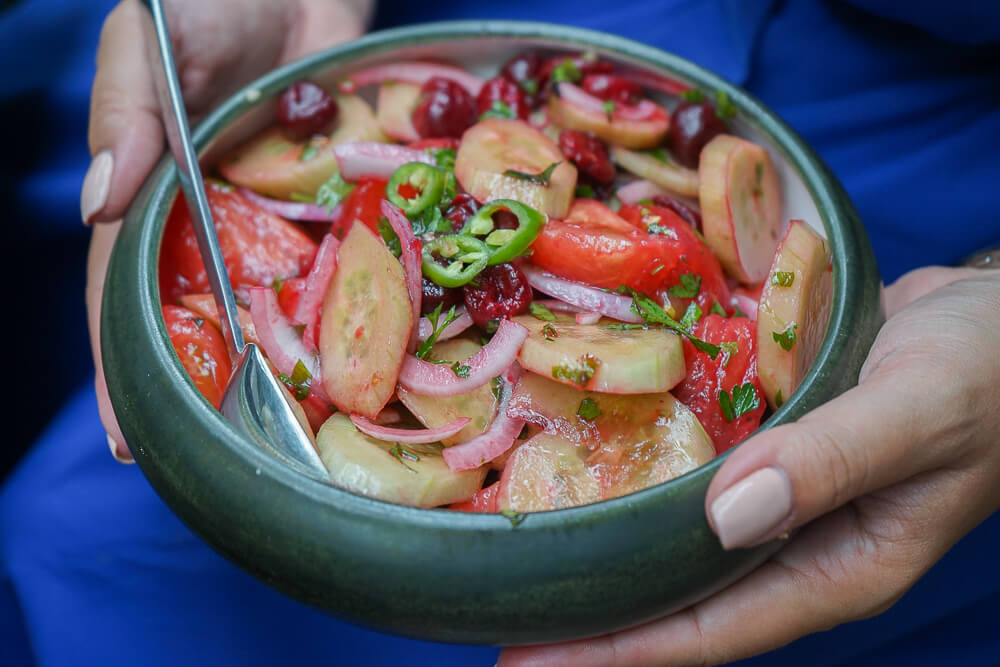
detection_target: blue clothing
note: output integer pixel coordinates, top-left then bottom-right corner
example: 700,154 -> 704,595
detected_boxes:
3,1 -> 998,665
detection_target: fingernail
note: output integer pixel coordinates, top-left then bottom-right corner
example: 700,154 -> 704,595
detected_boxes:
709,467 -> 792,549
108,434 -> 134,464
81,150 -> 113,225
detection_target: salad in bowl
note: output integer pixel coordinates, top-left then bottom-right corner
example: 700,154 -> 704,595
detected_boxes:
103,22 -> 881,643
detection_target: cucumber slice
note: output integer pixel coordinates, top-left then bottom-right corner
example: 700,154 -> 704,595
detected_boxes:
316,413 -> 487,508
512,313 -> 685,394
396,339 -> 500,446
496,433 -> 603,512
376,82 -> 421,142
547,97 -> 669,150
699,134 -> 783,284
454,118 -> 577,218
219,94 -> 387,199
610,146 -> 699,198
756,220 -> 833,409
319,222 -> 412,418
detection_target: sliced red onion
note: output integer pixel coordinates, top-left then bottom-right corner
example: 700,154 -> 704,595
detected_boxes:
292,234 -> 340,350
520,265 -> 642,323
373,406 -> 402,426
381,201 -> 423,353
616,179 -> 670,205
333,142 -> 435,182
442,364 -> 524,472
416,306 -> 474,342
398,319 -> 529,397
574,311 -> 602,325
529,299 -> 583,314
619,68 -> 691,96
556,82 -> 659,122
350,414 -> 470,445
733,293 -> 759,321
248,286 -> 330,403
340,61 -> 484,96
237,187 -> 341,222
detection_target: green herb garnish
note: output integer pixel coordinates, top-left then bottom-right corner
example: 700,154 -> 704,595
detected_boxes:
503,161 -> 561,186
668,272 -> 702,299
277,359 -> 313,401
389,443 -> 421,472
605,323 -> 647,331
299,144 -> 318,162
710,301 -> 727,317
577,397 -> 602,421
679,302 -> 702,331
541,323 -> 558,341
550,59 -> 582,85
719,341 -> 739,368
316,171 -> 354,212
715,90 -> 736,119
718,382 -> 760,423
416,304 -> 461,360
680,89 -> 705,103
775,389 -> 785,408
602,99 -> 616,121
500,508 -> 527,527
772,271 -> 794,287
772,323 -> 798,351
450,361 -> 471,378
479,99 -> 516,121
644,147 -> 671,164
575,184 -> 595,199
529,301 -> 556,322
621,287 -> 721,359
519,78 -> 539,95
376,217 -> 402,257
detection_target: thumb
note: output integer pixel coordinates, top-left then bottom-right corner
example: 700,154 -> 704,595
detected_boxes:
83,0 -> 164,224
704,353 -> 951,549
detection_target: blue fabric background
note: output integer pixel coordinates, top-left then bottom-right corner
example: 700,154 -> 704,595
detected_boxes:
3,0 -> 998,665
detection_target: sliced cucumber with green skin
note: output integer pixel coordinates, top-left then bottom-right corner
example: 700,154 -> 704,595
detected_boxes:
317,413 -> 487,508
376,82 -> 421,142
454,118 -> 577,218
699,134 -> 783,284
219,94 -> 387,199
610,146 -> 700,198
512,313 -> 686,394
396,339 -> 499,446
319,222 -> 412,419
756,219 -> 833,409
496,432 -> 603,512
506,372 -> 715,503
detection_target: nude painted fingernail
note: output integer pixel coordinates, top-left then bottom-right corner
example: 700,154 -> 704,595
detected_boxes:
81,150 -> 113,224
108,434 -> 134,464
710,467 -> 792,549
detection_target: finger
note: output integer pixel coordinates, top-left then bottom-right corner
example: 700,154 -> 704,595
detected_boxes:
883,265 -> 982,318
703,357 -> 960,550
499,464 -> 984,667
86,220 -> 131,462
84,0 -> 164,224
280,0 -> 373,62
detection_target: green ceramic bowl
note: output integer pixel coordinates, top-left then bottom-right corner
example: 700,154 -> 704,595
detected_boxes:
102,21 -> 883,645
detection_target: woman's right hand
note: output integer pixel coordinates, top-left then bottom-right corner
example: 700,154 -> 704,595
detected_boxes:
83,0 -> 373,461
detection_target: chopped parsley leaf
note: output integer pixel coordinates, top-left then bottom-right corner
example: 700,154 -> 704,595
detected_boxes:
278,359 -> 313,401
577,397 -> 602,421
680,89 -> 705,103
519,78 -> 539,95
431,147 -> 457,171
715,90 -> 736,119
299,144 -> 318,162
772,271 -> 795,287
602,99 -> 616,121
541,323 -> 558,341
529,301 -> 557,322
551,59 -> 582,85
719,341 -> 739,368
500,508 -> 527,527
731,302 -> 748,318
668,272 -> 702,298
710,301 -> 727,317
621,286 -> 721,359
643,147 -> 671,164
718,382 -> 760,422
484,319 -> 500,335
575,184 -> 595,199
679,302 -> 702,331
479,99 -> 516,121
503,161 -> 561,186
605,323 -> 647,331
450,361 -> 471,378
389,444 -> 420,472
416,304 -> 461,360
552,353 -> 600,387
316,171 -> 355,212
775,388 -> 785,409
772,323 -> 798,351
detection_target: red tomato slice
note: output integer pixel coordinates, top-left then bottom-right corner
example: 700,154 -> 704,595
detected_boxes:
617,204 -> 731,312
163,305 -> 233,408
672,314 -> 765,453
159,181 -> 317,304
449,480 -> 501,513
335,178 -> 388,235
276,277 -> 307,320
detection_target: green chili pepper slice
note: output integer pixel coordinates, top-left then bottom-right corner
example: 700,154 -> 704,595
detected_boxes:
421,234 -> 490,287
387,162 -> 446,217
459,199 -> 546,265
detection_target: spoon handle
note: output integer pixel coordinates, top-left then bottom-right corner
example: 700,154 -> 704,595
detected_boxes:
141,0 -> 246,357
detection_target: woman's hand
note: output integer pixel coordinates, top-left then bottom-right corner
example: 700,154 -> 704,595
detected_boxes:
499,265 -> 1000,666
82,0 -> 372,461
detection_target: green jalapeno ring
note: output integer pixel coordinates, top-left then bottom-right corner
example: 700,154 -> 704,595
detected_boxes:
458,199 -> 546,265
421,234 -> 490,288
387,162 -> 446,217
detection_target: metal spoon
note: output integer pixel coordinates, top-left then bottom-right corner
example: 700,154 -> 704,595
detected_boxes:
141,0 -> 330,480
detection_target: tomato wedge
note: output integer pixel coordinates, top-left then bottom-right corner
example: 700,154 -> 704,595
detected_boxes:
276,277 -> 307,319
618,204 -> 731,311
162,305 -> 233,408
672,314 -> 765,453
334,177 -> 388,234
449,480 -> 501,513
159,181 -> 318,304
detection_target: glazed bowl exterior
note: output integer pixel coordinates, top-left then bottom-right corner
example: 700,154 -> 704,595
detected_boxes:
102,21 -> 883,645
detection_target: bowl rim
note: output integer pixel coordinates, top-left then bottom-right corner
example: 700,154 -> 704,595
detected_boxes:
107,19 -> 873,535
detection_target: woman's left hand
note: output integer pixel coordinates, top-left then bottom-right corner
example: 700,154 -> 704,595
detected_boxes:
500,265 -> 1000,666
